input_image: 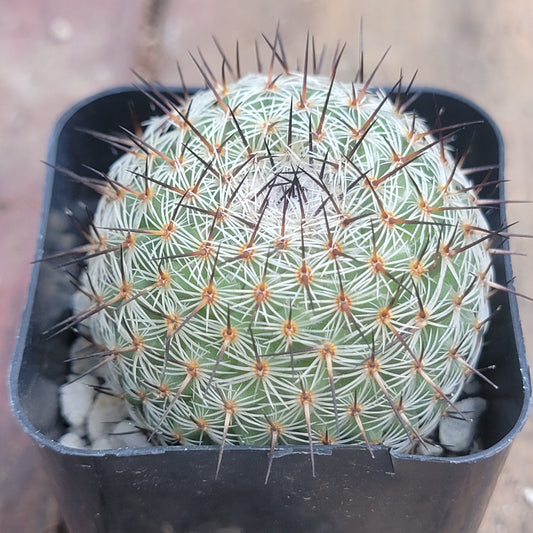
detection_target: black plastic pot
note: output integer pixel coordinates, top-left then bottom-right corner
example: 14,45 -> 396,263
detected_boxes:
9,86 -> 531,533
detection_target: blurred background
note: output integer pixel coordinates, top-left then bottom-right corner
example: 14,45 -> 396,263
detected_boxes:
1,0 -> 532,531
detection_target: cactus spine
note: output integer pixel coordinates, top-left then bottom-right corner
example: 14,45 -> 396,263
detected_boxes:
68,36 -> 495,475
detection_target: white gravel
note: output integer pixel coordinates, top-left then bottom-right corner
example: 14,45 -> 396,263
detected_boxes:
59,374 -> 98,428
438,397 -> 488,453
87,391 -> 129,443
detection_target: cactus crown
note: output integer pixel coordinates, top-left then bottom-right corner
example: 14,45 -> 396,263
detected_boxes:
59,33 -> 496,478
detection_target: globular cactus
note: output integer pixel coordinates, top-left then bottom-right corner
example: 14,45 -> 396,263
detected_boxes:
61,35 -> 497,477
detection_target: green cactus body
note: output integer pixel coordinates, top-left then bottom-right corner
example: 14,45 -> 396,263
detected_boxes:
82,70 -> 492,457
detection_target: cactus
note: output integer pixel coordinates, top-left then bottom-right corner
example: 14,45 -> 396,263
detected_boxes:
60,35 -> 498,477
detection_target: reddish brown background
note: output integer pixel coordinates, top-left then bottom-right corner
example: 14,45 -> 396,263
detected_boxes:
1,1 -> 532,531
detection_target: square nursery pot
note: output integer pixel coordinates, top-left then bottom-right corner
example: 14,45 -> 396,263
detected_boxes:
9,86 -> 531,533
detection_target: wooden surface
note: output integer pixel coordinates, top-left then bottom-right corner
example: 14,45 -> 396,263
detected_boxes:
1,1 -> 532,531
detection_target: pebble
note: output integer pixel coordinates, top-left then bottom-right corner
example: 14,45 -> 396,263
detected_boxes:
92,436 -> 119,450
439,397 -> 487,453
59,374 -> 98,428
416,441 -> 444,457
69,336 -> 99,376
59,432 -> 86,449
110,420 -> 151,448
87,392 -> 129,443
462,376 -> 482,397
71,290 -> 91,317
